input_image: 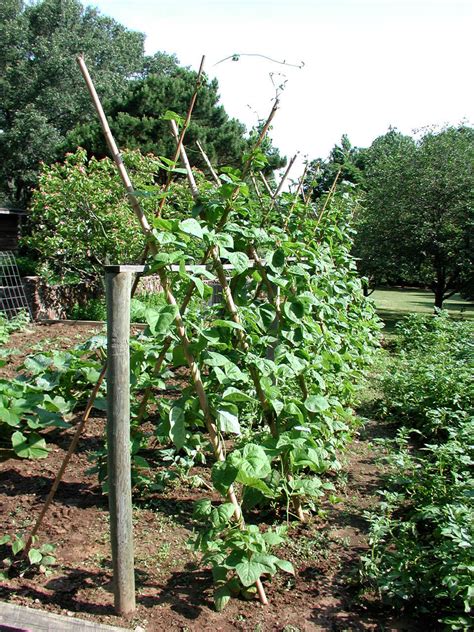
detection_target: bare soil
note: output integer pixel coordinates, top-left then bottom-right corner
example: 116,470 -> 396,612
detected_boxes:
0,323 -> 421,631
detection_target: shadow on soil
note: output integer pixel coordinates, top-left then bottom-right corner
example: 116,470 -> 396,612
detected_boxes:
0,468 -> 105,509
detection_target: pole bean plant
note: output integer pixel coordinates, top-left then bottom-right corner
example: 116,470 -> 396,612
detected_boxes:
1,121 -> 381,608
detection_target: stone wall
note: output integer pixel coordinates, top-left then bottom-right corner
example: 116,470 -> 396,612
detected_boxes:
22,277 -> 98,320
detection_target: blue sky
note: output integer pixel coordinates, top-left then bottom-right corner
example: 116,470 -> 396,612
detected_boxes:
86,0 -> 473,173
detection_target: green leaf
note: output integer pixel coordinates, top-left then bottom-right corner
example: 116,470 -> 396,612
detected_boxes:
169,405 -> 186,450
275,559 -> 295,574
235,559 -> 268,587
12,537 -> 25,555
217,408 -> 241,435
0,405 -> 21,426
212,319 -> 244,331
304,395 -> 329,413
193,499 -> 212,520
0,535 -> 11,545
11,431 -> 49,459
210,503 -> 235,528
203,352 -> 231,367
190,276 -> 205,298
179,218 -> 204,239
145,305 -> 178,336
211,460 -> 239,495
283,299 -> 305,323
239,444 -> 271,480
227,251 -> 250,274
214,584 -> 232,612
269,248 -> 285,271
222,387 -> 255,403
28,548 -> 43,564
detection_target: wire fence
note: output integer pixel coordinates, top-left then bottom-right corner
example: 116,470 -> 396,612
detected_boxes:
0,251 -> 32,320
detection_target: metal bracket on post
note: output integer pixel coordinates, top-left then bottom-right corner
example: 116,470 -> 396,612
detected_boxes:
105,264 -> 144,616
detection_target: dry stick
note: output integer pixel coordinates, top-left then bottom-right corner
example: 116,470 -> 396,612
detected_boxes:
196,139 -> 220,184
272,153 -> 298,202
314,168 -> 341,230
78,56 -> 268,605
23,364 -> 107,555
283,162 -> 309,231
259,171 -> 274,197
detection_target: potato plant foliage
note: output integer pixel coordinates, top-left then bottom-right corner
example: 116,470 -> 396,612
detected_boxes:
362,314 -> 473,628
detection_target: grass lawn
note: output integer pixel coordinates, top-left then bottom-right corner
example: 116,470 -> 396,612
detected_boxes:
369,287 -> 474,334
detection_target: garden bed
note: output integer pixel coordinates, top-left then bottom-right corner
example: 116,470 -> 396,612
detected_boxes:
0,323 -> 421,631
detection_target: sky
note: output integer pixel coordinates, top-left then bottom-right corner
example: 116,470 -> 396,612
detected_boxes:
85,0 -> 473,174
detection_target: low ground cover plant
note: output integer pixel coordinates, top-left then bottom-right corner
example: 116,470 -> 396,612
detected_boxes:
361,314 -> 474,629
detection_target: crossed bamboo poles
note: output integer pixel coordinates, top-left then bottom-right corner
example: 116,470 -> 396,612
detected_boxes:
24,52 -> 326,604
24,55 -> 284,604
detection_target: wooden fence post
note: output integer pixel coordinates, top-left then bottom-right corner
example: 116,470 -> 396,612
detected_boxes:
105,265 -> 142,616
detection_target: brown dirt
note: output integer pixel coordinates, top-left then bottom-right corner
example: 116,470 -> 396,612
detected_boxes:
0,323 -> 420,631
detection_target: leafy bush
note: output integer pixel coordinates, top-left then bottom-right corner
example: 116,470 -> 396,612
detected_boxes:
362,313 -> 474,628
380,313 -> 473,439
0,310 -> 29,345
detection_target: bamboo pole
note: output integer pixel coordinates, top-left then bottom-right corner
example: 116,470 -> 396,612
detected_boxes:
196,140 -> 220,184
314,168 -> 341,229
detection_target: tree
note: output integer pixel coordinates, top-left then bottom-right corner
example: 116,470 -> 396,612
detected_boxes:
23,148 -> 167,286
0,0 -> 146,206
354,126 -> 474,307
65,66 -> 286,175
305,134 -> 366,200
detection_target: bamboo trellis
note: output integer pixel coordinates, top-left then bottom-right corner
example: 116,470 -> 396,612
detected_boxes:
24,53 -> 312,607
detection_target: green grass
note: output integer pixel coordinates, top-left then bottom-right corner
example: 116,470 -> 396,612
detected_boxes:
369,288 -> 474,334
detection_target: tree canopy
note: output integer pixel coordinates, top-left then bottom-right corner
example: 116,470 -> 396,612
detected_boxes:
353,126 -> 474,306
0,0 -> 145,205
1,0 -> 276,207
65,67 -> 253,175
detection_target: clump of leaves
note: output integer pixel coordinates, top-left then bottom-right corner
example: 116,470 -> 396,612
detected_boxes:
361,314 -> 474,629
192,500 -> 294,610
0,534 -> 56,579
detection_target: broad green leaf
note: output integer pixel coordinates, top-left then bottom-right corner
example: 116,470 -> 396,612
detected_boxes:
11,431 -> 49,459
217,408 -> 241,435
304,395 -> 329,413
0,405 -> 21,426
210,503 -> 235,528
145,305 -> 178,336
214,584 -> 231,612
239,444 -> 271,480
283,299 -> 305,323
269,248 -> 285,271
28,548 -> 43,564
203,352 -> 231,367
12,537 -> 25,555
193,499 -> 212,520
169,405 -> 186,450
211,460 -> 239,495
222,387 -> 255,403
227,251 -> 250,274
275,559 -> 295,574
179,218 -> 204,239
212,319 -> 244,331
190,276 -> 205,298
235,559 -> 268,587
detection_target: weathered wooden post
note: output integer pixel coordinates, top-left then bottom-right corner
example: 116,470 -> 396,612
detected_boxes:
105,265 -> 141,616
